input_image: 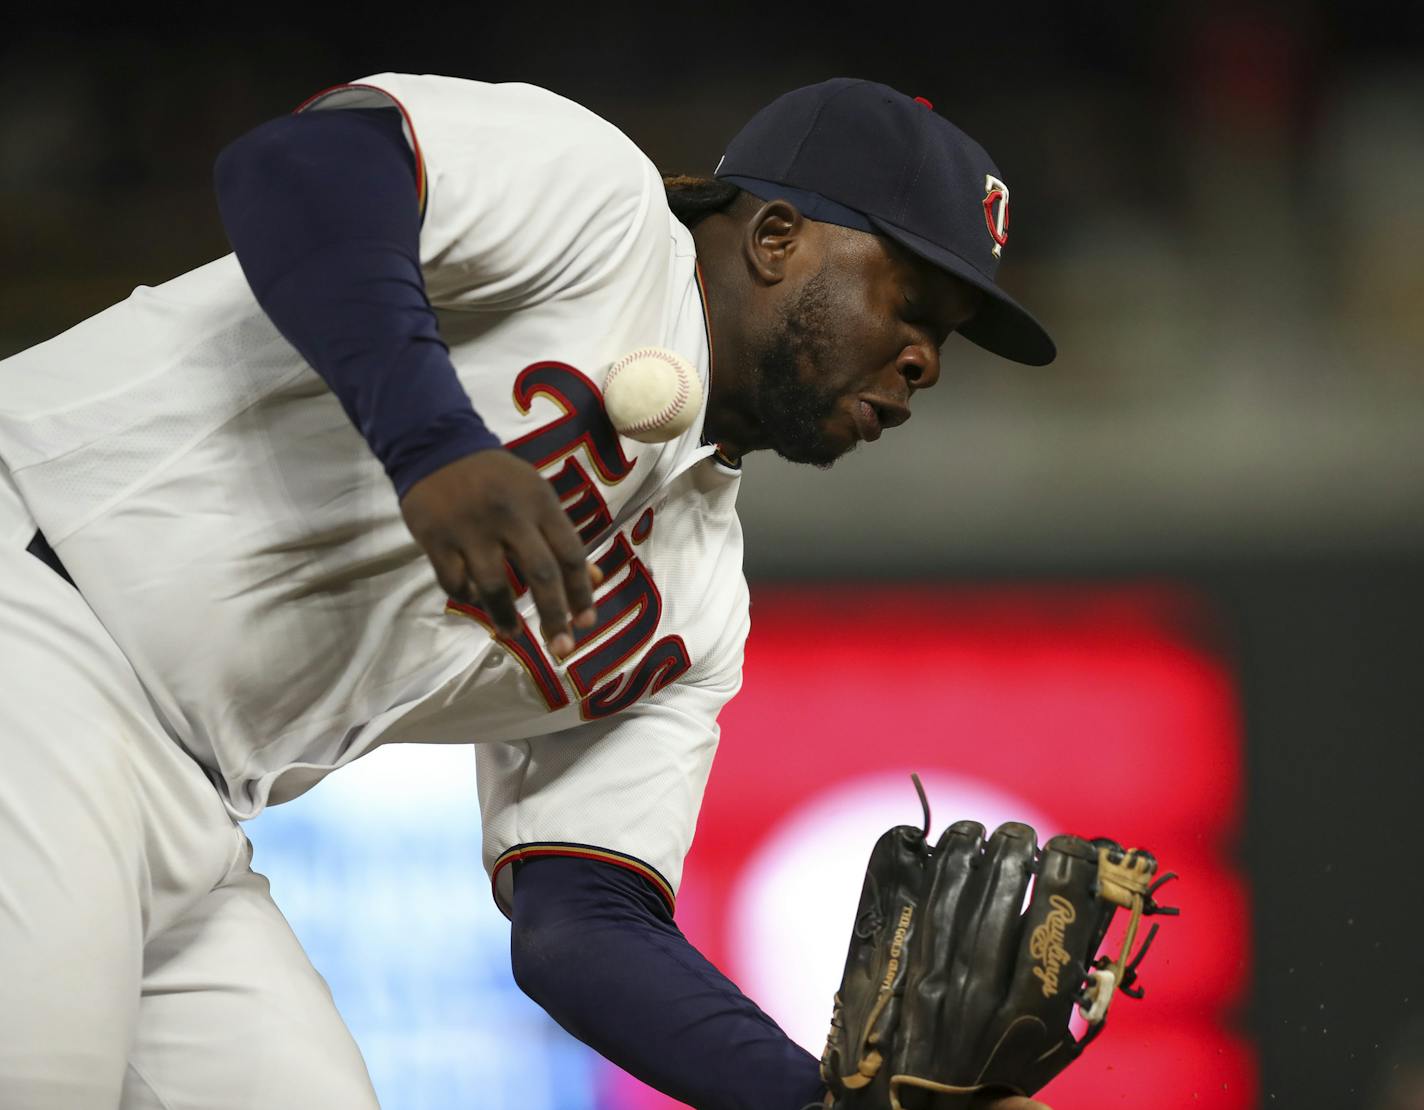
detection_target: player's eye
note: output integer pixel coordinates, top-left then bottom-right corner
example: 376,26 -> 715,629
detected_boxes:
903,306 -> 941,341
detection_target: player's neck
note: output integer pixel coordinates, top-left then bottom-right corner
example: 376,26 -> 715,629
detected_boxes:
690,217 -> 770,461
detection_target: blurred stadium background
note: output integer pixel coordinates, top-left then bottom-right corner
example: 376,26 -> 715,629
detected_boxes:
4,3 -> 1421,1107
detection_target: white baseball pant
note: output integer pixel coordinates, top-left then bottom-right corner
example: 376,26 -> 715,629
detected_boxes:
0,470 -> 380,1109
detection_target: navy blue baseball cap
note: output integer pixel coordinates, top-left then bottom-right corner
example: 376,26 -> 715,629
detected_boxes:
715,78 -> 1056,366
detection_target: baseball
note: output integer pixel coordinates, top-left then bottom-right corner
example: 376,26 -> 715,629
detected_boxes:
602,346 -> 703,443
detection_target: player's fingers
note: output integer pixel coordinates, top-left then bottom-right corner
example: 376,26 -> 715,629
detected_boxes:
425,544 -> 475,605
464,550 -> 522,638
539,514 -> 598,629
504,527 -> 576,657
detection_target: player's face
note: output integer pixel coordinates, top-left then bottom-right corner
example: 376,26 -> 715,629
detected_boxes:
749,228 -> 982,467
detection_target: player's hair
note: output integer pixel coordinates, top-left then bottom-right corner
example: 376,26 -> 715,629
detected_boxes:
663,175 -> 742,228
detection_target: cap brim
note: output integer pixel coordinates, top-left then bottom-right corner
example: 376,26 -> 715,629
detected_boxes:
868,216 -> 1057,366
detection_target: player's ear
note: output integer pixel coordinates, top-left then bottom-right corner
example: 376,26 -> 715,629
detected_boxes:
743,199 -> 805,285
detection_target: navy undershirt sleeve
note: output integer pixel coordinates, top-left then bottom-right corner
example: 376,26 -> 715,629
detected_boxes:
511,855 -> 827,1110
213,107 -> 500,497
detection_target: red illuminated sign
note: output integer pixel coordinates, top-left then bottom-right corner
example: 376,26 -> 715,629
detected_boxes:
600,585 -> 1253,1110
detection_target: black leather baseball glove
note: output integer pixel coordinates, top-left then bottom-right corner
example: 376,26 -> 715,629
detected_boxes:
818,777 -> 1177,1109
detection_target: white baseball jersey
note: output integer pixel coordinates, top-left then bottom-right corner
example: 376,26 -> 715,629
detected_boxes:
0,74 -> 748,913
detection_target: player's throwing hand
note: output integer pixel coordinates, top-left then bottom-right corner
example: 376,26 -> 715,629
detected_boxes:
399,449 -> 599,656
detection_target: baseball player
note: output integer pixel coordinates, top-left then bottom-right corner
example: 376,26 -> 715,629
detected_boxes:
0,76 -> 1055,1109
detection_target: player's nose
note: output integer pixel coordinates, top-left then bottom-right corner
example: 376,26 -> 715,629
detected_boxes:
897,340 -> 941,393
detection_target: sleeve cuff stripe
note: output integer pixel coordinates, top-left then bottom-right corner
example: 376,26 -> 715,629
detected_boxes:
293,82 -> 428,221
493,842 -> 677,913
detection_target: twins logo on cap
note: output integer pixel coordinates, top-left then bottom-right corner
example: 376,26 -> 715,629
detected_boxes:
983,175 -> 1010,259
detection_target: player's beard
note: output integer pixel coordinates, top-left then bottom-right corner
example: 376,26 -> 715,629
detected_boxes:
751,268 -> 848,469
